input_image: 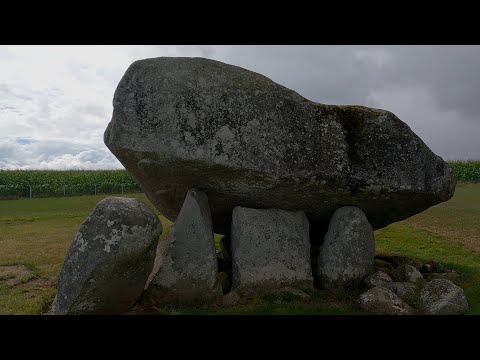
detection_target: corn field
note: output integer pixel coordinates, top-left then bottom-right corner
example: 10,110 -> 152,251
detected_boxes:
0,170 -> 141,199
0,162 -> 478,200
449,161 -> 480,183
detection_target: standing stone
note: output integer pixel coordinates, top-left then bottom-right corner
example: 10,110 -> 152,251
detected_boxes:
231,207 -> 313,292
420,279 -> 469,315
357,287 -> 415,315
145,189 -> 220,304
318,206 -> 375,289
50,197 -> 162,315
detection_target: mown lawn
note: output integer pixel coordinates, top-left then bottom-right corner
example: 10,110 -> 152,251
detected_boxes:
0,184 -> 479,315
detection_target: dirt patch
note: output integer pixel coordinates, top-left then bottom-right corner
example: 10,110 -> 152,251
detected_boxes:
15,277 -> 55,289
0,265 -> 34,286
407,222 -> 480,254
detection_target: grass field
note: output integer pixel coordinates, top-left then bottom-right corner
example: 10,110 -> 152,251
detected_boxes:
1,184 -> 479,315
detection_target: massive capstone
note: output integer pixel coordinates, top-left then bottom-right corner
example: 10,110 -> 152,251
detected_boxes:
104,57 -> 456,237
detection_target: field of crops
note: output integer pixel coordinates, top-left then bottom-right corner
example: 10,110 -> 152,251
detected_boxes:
0,170 -> 141,199
0,161 -> 478,199
449,161 -> 480,183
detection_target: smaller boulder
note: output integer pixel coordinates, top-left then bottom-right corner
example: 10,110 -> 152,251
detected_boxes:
390,282 -> 418,304
357,287 -> 415,315
393,264 -> 426,287
318,206 -> 375,289
364,271 -> 393,289
50,197 -> 162,315
420,279 -> 469,315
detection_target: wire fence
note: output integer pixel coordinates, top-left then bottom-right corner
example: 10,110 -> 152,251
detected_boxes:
0,183 -> 143,200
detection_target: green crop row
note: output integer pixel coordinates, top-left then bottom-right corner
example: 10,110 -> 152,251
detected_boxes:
0,170 -> 142,199
0,161 -> 478,199
449,161 -> 480,183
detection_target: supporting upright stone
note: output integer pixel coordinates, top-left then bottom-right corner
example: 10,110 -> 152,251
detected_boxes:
318,206 -> 375,289
231,207 -> 313,293
145,189 -> 220,304
50,197 -> 162,315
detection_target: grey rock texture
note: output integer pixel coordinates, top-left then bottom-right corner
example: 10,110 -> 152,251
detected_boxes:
51,197 -> 162,315
231,207 -> 313,292
365,271 -> 393,289
420,279 -> 469,315
392,264 -> 426,287
104,57 -> 456,237
390,282 -> 418,304
145,189 -> 220,303
318,206 -> 375,288
358,287 -> 415,315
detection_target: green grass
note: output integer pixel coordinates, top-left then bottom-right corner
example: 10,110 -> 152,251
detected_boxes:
1,185 -> 480,314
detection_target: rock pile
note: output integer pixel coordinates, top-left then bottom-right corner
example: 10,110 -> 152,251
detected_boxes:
357,256 -> 468,315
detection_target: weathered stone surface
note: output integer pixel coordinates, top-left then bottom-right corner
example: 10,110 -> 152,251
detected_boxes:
390,282 -> 418,304
145,189 -> 220,303
392,264 -> 426,287
365,271 -> 393,289
51,197 -> 162,315
231,207 -> 313,292
358,287 -> 415,315
420,279 -> 469,315
423,272 -> 461,285
318,206 -> 375,288
104,57 -> 456,237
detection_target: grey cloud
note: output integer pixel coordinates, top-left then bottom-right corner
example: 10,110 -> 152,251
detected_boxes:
73,103 -> 110,119
1,45 -> 479,170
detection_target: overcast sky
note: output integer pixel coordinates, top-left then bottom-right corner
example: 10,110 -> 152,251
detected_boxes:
1,45 -> 479,170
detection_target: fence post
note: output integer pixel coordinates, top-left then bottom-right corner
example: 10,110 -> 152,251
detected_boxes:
29,185 -> 32,200
122,184 -> 124,194
64,185 -> 66,196
95,184 -> 97,196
